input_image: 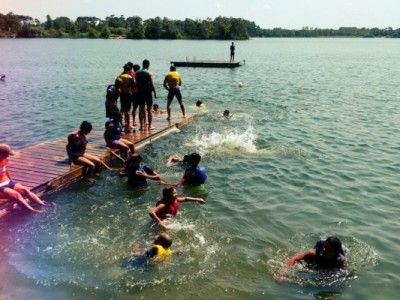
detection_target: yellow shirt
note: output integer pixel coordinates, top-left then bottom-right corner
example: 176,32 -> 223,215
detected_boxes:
166,71 -> 181,88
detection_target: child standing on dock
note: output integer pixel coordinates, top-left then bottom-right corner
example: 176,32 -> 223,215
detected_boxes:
67,121 -> 113,180
0,144 -> 51,213
164,66 -> 185,120
136,59 -> 158,131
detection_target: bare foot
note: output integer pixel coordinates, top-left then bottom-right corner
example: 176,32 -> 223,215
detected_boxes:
149,126 -> 156,130
166,117 -> 171,121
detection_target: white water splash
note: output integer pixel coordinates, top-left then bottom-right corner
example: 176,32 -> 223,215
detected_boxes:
190,126 -> 258,154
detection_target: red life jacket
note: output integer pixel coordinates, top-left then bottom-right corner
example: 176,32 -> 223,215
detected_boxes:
66,131 -> 88,157
155,198 -> 180,219
0,159 -> 11,184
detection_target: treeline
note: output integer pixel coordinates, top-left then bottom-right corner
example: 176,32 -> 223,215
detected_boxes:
1,12 -> 400,39
0,13 -> 250,40
258,26 -> 400,38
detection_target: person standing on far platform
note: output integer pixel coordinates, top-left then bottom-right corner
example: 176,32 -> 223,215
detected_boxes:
230,42 -> 235,62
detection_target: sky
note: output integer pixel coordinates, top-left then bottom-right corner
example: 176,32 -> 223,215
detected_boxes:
1,0 -> 400,29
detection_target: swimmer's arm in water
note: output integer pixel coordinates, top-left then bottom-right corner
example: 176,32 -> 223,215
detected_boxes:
166,155 -> 181,166
278,249 -> 316,281
177,196 -> 205,204
285,249 -> 316,269
132,243 -> 158,257
149,204 -> 170,230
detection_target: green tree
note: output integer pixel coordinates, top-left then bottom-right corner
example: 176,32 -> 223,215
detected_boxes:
145,17 -> 162,39
87,27 -> 99,38
230,18 -> 249,40
161,17 -> 179,39
53,17 -> 71,31
45,14 -> 53,30
213,17 -> 231,39
127,16 -> 145,39
100,25 -> 111,38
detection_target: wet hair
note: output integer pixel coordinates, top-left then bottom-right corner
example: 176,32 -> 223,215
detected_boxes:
123,63 -> 132,71
156,233 -> 173,249
162,186 -> 176,199
130,153 -> 143,164
133,64 -> 140,72
142,59 -> 150,69
170,65 -> 176,72
153,104 -> 159,111
325,236 -> 343,253
196,100 -> 203,107
223,110 -> 230,117
184,153 -> 201,166
80,121 -> 92,132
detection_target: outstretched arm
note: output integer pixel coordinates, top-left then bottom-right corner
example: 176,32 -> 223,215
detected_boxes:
177,196 -> 205,204
278,249 -> 315,281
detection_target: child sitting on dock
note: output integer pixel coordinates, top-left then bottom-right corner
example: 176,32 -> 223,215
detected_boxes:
119,153 -> 161,187
149,186 -> 205,230
0,144 -> 52,213
104,111 -> 135,158
67,121 -> 113,181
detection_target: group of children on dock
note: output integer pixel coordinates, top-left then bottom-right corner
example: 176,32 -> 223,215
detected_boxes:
105,59 -> 185,133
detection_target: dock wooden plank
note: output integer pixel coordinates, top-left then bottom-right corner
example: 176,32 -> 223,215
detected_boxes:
1,112 -> 197,215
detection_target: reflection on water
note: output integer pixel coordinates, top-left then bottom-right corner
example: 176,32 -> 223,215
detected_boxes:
1,38 -> 399,299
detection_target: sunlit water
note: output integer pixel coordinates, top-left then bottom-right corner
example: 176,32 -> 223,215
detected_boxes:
0,38 -> 399,299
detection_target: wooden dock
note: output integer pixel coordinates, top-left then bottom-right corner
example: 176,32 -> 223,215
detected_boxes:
171,60 -> 245,68
0,112 -> 196,217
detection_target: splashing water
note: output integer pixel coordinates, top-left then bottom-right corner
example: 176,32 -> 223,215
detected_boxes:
189,126 -> 258,155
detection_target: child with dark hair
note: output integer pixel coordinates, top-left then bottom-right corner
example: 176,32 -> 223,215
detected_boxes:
160,153 -> 207,186
119,153 -> 161,187
104,111 -> 135,158
67,121 -> 113,181
279,236 -> 347,280
149,186 -> 205,230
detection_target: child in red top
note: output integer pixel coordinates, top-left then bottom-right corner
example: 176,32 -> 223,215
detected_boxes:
0,144 -> 52,213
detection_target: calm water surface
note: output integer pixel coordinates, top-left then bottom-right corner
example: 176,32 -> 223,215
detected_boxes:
0,38 -> 399,299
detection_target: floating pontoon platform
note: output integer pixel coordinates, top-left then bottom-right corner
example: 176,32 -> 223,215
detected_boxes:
171,60 -> 245,68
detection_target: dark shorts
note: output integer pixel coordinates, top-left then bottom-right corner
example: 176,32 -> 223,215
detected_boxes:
120,92 -> 132,110
138,91 -> 153,107
0,180 -> 16,192
131,92 -> 139,109
168,87 -> 182,101
106,139 -> 120,148
69,154 -> 83,165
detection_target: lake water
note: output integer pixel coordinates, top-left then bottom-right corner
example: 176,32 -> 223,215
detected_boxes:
0,38 -> 399,299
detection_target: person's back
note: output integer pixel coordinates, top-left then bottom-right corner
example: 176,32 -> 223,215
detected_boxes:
136,68 -> 151,92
